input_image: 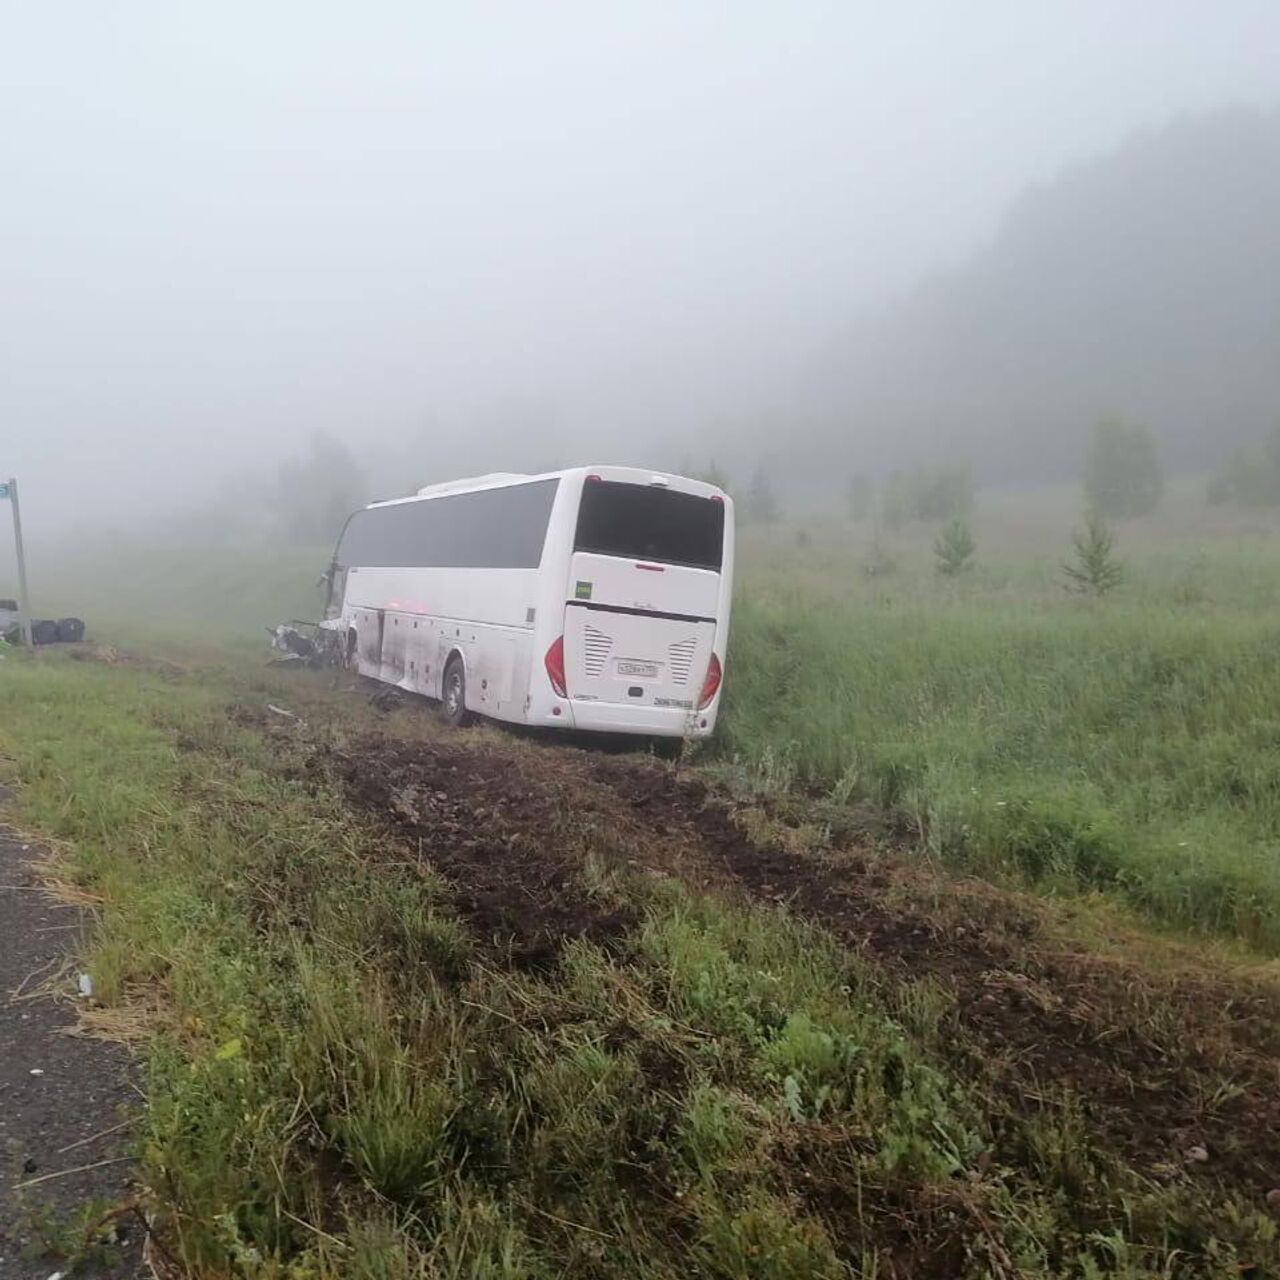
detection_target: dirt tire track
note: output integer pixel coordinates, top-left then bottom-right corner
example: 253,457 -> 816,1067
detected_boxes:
587,755 -> 1280,1195
316,736 -> 642,966
303,721 -> 1280,1204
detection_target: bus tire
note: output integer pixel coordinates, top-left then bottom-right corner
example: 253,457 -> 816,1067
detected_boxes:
442,656 -> 470,727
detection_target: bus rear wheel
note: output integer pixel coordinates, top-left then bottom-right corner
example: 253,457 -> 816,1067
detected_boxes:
442,657 -> 470,727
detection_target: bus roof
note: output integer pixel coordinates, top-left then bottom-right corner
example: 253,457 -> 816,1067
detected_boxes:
367,466 -> 729,510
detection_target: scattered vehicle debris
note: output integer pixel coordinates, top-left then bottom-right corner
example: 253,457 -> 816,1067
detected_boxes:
268,622 -> 317,659
266,620 -> 343,668
0,607 -> 86,647
56,617 -> 85,643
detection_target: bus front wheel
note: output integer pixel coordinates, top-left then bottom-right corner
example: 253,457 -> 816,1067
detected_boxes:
442,657 -> 471,727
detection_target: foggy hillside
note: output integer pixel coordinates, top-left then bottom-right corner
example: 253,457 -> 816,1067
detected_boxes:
801,107 -> 1280,484
6,6 -> 1280,545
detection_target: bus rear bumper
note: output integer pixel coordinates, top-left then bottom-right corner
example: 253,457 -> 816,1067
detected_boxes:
557,700 -> 718,738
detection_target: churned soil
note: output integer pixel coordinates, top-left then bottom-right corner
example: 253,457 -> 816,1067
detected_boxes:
319,733 -> 641,966
584,756 -> 1280,1193
298,715 -> 1280,1208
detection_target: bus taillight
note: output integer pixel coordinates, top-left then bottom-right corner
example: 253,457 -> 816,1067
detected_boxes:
545,635 -> 567,697
698,653 -> 722,709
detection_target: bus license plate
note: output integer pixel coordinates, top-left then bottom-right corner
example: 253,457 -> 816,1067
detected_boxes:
616,660 -> 659,678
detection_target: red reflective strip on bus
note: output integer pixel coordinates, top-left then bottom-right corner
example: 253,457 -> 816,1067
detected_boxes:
698,653 -> 722,709
544,635 -> 567,696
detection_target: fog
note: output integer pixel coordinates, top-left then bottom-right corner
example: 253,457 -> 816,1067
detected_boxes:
3,1 -> 1279,546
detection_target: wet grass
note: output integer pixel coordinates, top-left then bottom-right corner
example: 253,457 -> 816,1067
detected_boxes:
2,648 -> 1279,1277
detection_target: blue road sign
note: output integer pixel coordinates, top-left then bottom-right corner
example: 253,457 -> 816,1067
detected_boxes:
0,483 -> 9,500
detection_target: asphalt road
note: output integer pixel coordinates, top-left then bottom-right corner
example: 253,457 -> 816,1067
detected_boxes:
0,812 -> 141,1278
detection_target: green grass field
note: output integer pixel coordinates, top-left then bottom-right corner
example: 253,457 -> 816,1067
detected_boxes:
4,496 -> 1280,1276
722,520 -> 1280,952
32,498 -> 1280,952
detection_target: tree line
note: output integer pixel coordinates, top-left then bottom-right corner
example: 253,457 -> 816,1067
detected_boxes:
268,411 -> 1280,554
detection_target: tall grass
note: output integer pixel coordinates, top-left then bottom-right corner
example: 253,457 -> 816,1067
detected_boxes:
720,532 -> 1280,950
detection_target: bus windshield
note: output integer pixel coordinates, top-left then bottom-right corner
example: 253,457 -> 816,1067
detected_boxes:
574,480 -> 724,571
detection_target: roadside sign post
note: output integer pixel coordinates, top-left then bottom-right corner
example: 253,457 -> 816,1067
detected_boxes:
1,478 -> 33,648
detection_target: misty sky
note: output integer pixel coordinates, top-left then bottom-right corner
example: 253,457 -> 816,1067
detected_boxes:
3,1 -> 1279,541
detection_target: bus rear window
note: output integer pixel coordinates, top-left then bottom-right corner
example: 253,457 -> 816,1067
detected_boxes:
574,481 -> 725,571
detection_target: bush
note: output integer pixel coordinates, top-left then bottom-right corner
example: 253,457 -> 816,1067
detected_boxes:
884,463 -> 974,527
1083,418 -> 1162,518
862,542 -> 897,578
275,431 -> 367,542
1207,426 -> 1280,506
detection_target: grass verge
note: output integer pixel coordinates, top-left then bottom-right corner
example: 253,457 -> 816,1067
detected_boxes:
2,646 -> 1278,1276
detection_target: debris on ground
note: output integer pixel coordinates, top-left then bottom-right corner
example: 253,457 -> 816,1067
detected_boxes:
0,610 -> 87,648
266,621 -> 343,668
268,623 -> 317,659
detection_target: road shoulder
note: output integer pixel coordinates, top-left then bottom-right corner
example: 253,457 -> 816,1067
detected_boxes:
0,815 -> 141,1278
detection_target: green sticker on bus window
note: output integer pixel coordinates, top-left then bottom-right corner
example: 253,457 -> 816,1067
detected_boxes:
575,580 -> 593,600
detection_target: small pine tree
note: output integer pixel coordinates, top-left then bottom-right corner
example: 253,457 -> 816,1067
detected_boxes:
743,465 -> 779,525
933,519 -> 976,576
863,541 -> 896,577
883,471 -> 908,530
1063,515 -> 1124,595
846,473 -> 873,522
694,460 -> 731,493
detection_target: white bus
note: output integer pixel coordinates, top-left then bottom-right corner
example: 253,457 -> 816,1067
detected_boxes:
321,466 -> 735,739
